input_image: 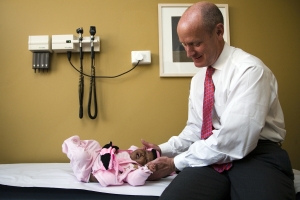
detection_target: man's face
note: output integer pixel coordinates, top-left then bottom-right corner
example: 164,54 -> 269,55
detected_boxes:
130,149 -> 154,166
177,23 -> 221,68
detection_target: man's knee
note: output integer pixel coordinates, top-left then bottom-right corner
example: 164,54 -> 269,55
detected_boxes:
228,141 -> 295,200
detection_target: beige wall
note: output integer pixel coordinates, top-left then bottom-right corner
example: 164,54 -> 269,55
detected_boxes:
0,0 -> 299,169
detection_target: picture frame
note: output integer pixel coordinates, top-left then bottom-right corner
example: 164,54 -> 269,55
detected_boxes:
158,4 -> 230,77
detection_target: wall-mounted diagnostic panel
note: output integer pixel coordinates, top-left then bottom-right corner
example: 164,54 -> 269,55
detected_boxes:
28,26 -> 151,120
28,35 -> 52,72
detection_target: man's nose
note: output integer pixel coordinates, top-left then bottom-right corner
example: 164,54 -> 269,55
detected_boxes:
185,46 -> 196,58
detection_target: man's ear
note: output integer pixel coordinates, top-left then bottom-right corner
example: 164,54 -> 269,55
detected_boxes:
215,23 -> 224,38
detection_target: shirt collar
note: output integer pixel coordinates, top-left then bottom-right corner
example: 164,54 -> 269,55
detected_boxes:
211,42 -> 230,71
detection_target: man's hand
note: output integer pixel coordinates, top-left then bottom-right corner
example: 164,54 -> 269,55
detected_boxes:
146,163 -> 156,173
146,157 -> 176,181
141,139 -> 161,155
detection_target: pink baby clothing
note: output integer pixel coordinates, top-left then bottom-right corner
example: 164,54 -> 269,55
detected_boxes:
62,135 -> 153,187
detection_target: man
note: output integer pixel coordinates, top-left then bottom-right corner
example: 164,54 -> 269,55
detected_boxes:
142,1 -> 295,199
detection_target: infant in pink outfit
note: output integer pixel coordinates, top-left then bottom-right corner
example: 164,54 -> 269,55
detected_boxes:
62,135 -> 159,187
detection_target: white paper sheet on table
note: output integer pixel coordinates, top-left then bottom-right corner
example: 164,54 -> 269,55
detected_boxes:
0,163 -> 175,196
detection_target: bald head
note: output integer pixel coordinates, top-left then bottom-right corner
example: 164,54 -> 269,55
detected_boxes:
179,2 -> 224,35
176,2 -> 225,67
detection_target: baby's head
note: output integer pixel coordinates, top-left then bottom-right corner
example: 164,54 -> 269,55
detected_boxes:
130,148 -> 160,166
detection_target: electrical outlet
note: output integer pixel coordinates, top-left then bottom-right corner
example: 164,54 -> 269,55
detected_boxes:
131,51 -> 151,64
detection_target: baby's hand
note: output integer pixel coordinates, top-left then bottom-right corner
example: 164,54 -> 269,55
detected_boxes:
147,163 -> 156,172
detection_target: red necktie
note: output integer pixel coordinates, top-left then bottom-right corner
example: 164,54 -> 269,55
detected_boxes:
201,66 -> 232,172
201,66 -> 215,140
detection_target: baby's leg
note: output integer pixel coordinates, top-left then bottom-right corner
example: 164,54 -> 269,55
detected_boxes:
62,135 -> 101,182
70,149 -> 94,182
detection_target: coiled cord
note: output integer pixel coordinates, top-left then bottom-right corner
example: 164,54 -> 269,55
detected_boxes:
78,42 -> 84,119
67,51 -> 141,119
88,46 -> 97,119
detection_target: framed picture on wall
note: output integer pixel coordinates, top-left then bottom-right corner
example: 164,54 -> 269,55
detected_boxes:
158,4 -> 230,77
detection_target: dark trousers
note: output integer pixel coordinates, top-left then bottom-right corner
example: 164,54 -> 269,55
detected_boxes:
159,140 -> 296,200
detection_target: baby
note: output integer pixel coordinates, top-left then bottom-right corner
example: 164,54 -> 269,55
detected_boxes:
62,135 -> 159,187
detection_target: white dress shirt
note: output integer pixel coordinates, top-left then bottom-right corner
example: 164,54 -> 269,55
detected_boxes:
159,43 -> 286,171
